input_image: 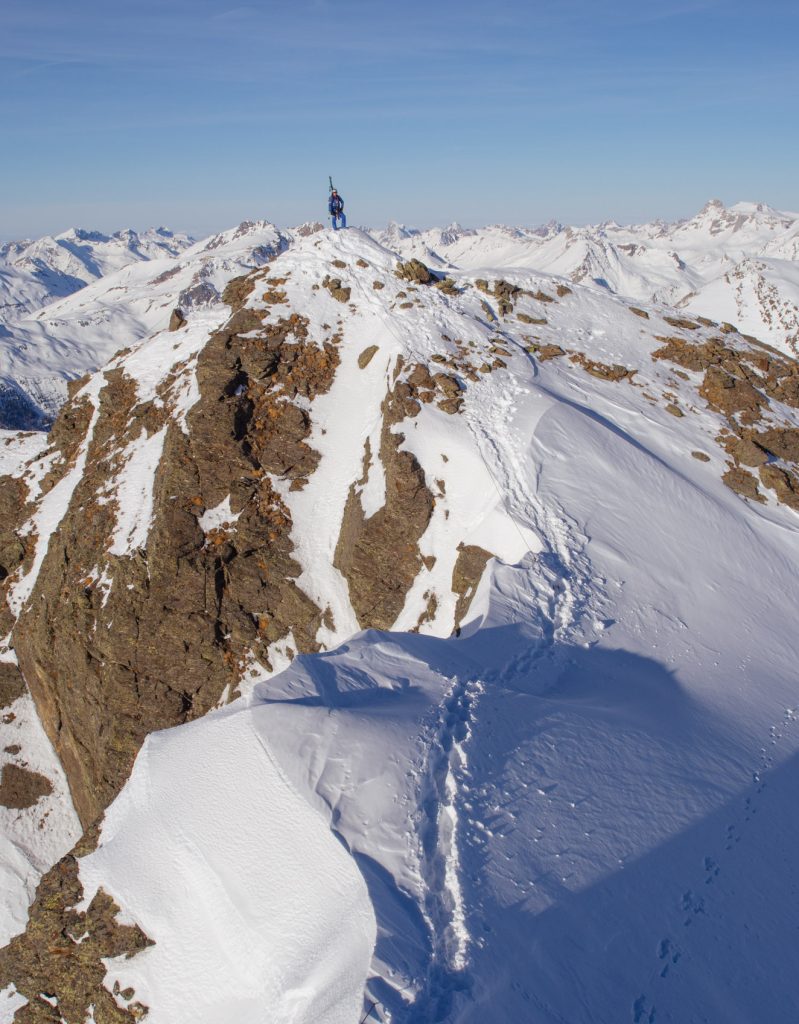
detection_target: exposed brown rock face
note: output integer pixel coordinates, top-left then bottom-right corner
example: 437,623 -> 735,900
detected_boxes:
168,308 -> 187,332
0,663 -> 25,708
663,316 -> 701,331
759,465 -> 799,510
722,435 -> 768,467
322,276 -> 351,303
753,428 -> 799,462
0,400 -> 96,650
358,345 -> 379,369
527,343 -> 564,361
432,373 -> 463,415
452,545 -> 493,631
0,764 -> 53,809
433,277 -> 459,295
699,365 -> 764,416
651,331 -> 799,512
652,335 -> 799,412
0,478 -> 29,586
569,352 -> 635,382
484,280 -> 522,316
335,380 -> 434,629
9,272 -> 338,828
0,828 -> 152,1023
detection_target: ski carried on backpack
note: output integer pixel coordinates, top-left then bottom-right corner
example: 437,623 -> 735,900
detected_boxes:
328,176 -> 346,230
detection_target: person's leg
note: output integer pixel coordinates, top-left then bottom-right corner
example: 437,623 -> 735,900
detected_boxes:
340,212 -> 347,228
331,215 -> 338,230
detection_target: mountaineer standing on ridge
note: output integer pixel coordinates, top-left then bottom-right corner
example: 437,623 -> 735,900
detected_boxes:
328,177 -> 346,230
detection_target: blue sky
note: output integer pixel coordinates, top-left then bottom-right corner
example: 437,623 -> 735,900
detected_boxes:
2,0 -> 797,238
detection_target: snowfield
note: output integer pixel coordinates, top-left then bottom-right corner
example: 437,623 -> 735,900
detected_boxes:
2,217 -> 799,1023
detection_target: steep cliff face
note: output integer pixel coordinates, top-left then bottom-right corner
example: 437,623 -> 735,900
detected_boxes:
2,227 -> 799,1023
6,271 -> 343,827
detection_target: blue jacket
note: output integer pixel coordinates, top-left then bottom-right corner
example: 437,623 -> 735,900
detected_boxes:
329,193 -> 344,215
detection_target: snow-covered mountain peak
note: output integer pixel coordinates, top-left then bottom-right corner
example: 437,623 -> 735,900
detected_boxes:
1,224 -> 799,1021
0,221 -> 294,429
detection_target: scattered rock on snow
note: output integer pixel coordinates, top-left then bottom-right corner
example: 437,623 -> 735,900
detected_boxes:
0,763 -> 53,809
358,345 -> 379,369
168,307 -> 187,332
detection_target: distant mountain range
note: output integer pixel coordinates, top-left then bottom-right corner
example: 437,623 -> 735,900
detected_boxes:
0,227 -> 194,324
371,200 -> 799,357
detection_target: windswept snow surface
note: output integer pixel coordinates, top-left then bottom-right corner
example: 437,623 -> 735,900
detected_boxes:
74,229 -> 799,1024
78,706 -> 376,1024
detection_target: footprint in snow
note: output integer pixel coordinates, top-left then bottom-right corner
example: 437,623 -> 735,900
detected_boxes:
657,937 -> 682,978
703,856 -> 720,884
632,993 -> 656,1023
680,890 -> 705,926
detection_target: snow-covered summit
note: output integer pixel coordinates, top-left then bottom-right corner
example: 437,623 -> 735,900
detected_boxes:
1,224 -> 799,1022
3,199 -> 797,435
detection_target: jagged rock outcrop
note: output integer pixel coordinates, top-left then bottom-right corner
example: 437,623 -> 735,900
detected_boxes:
452,544 -> 493,631
651,329 -> 799,508
168,307 -> 187,331
0,827 -> 152,1023
395,259 -> 435,285
335,378 -> 434,629
6,271 -> 339,828
0,662 -> 25,707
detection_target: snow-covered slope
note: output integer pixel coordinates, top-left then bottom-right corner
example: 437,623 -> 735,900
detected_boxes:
0,222 -> 292,429
375,200 -> 799,356
1,227 -> 799,1023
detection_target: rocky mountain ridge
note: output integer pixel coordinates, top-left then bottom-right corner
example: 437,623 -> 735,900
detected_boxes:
3,199 -> 797,434
0,222 -> 290,430
0,225 -> 799,1022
